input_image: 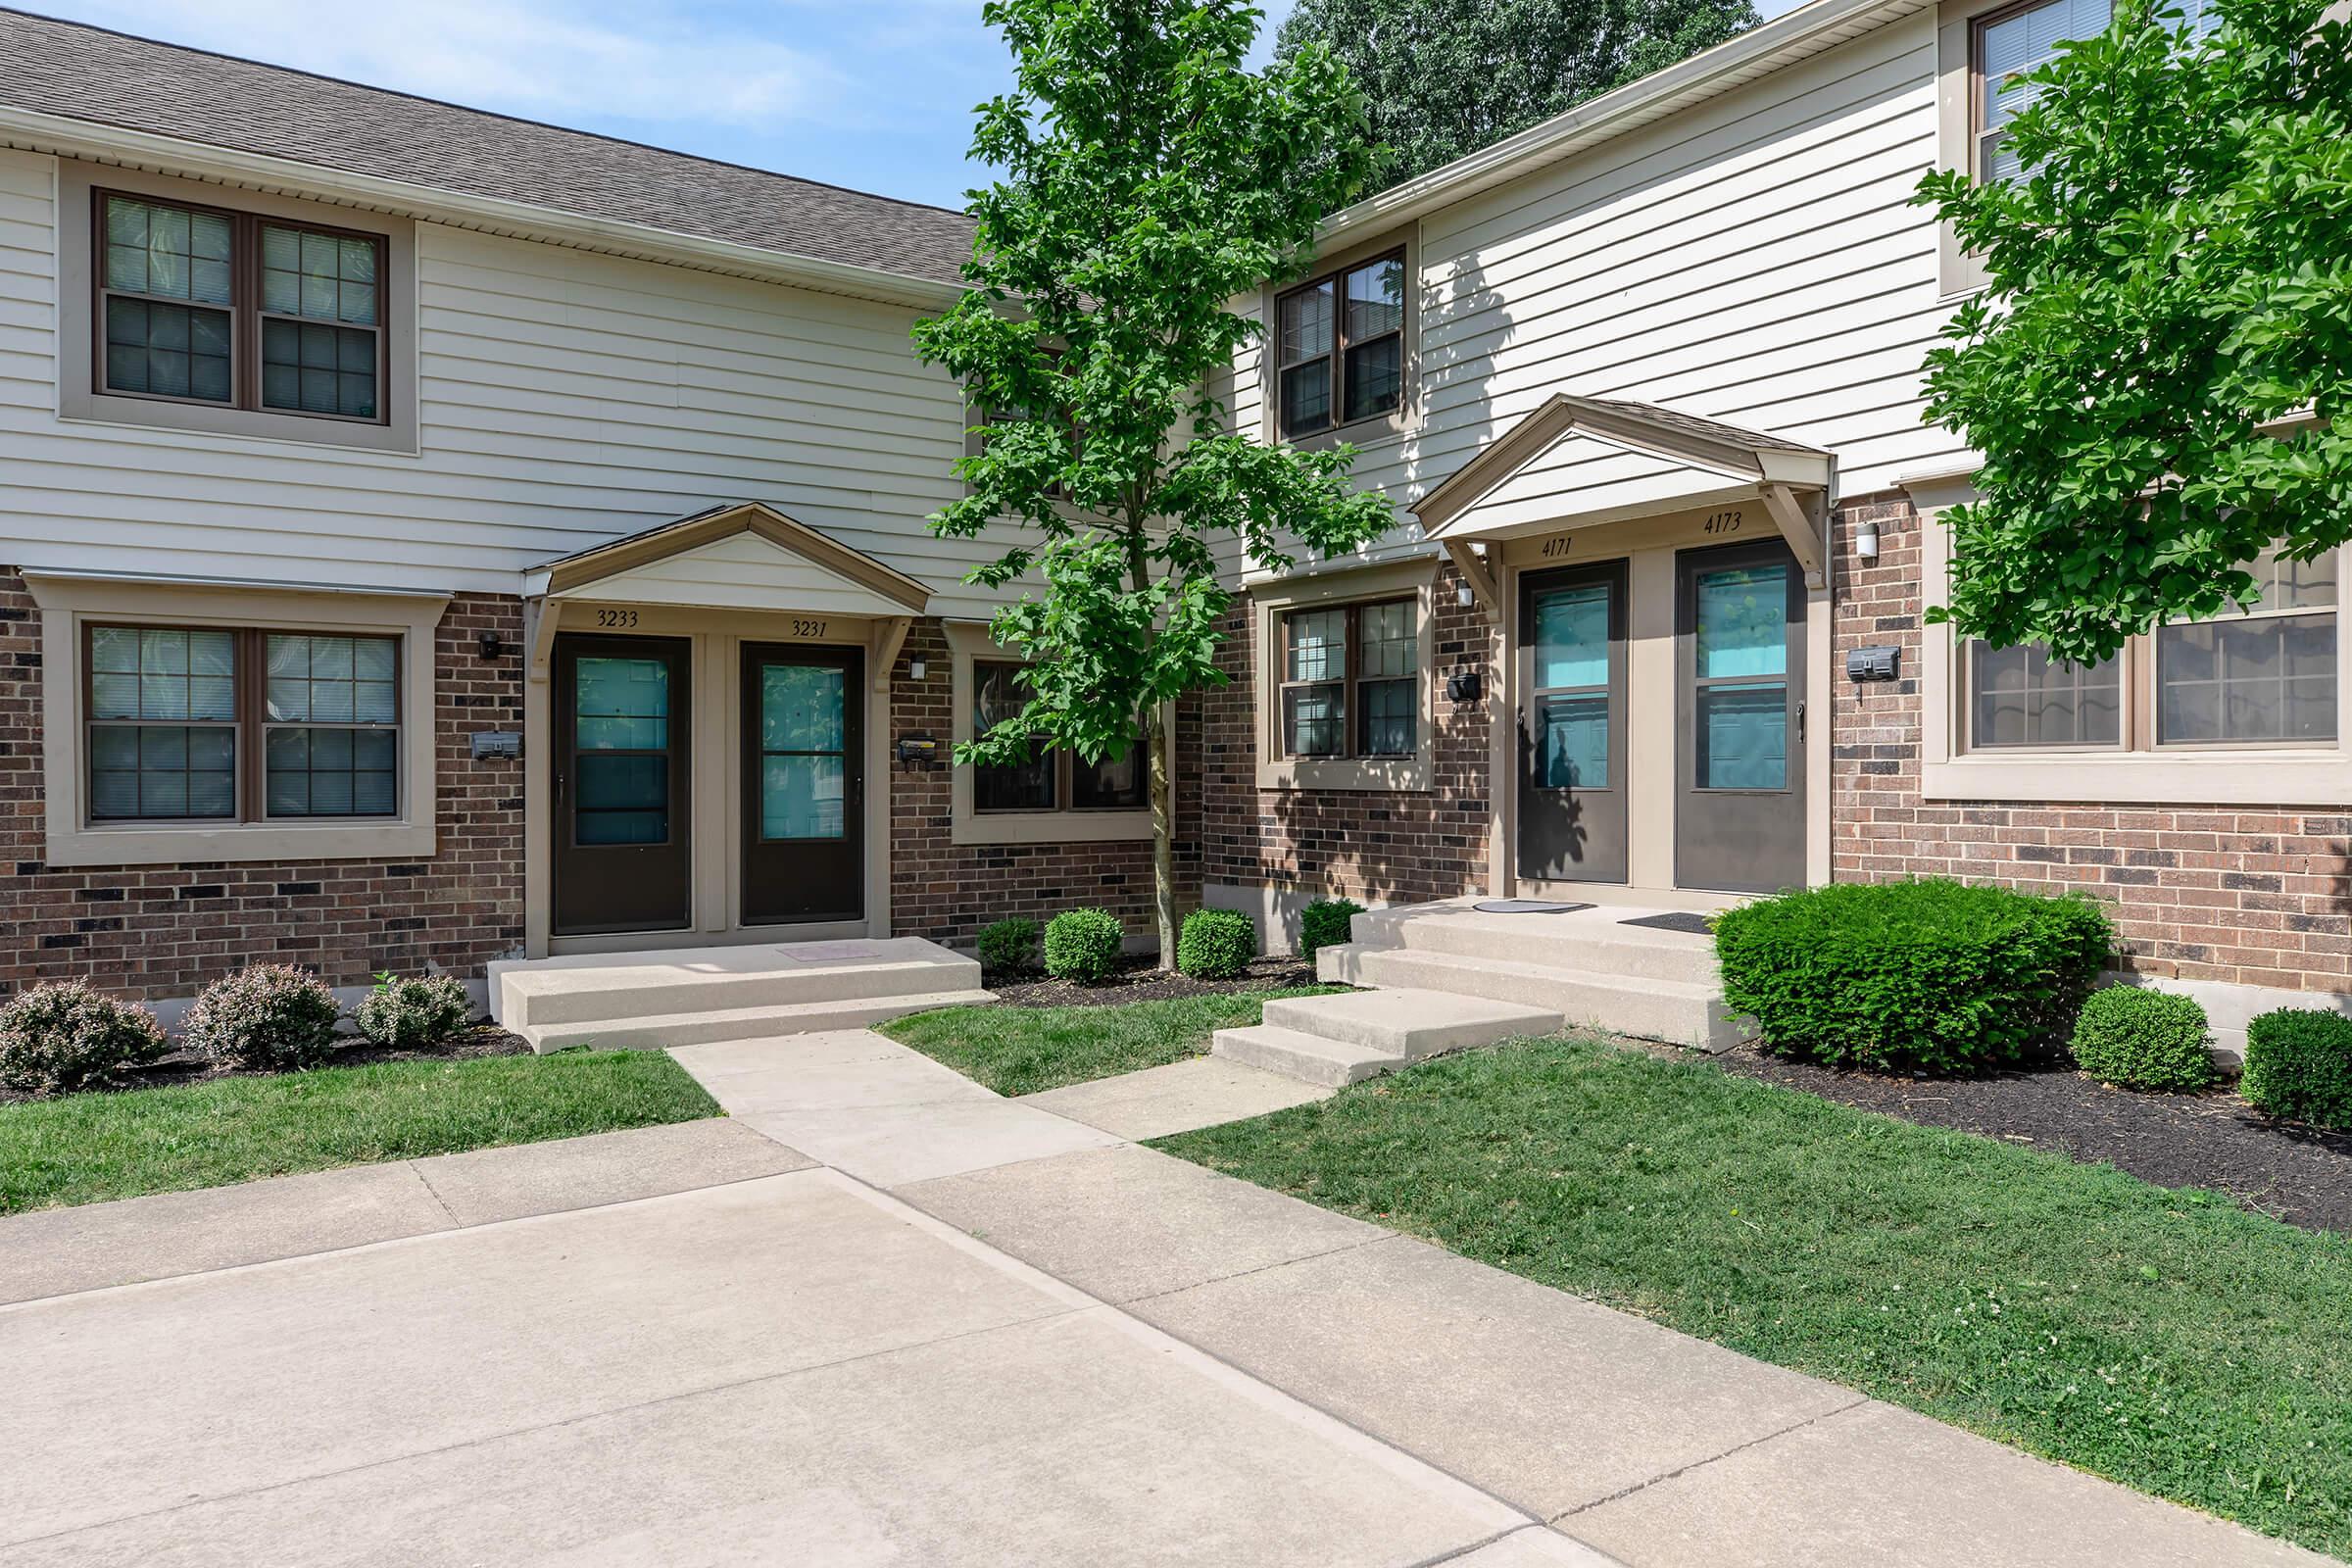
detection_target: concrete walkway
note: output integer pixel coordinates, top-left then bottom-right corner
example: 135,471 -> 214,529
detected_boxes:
0,1032 -> 2328,1567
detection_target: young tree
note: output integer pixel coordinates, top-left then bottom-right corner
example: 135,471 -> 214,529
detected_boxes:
1275,0 -> 1758,188
1915,0 -> 2352,665
914,1 -> 1397,965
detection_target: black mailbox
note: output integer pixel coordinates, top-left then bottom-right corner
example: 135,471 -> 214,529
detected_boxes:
897,734 -> 941,769
1446,669 -> 1484,703
1845,646 -> 1901,683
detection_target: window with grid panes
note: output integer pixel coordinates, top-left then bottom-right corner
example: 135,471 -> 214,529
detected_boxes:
83,624 -> 402,823
971,662 -> 1146,812
1279,598 -> 1419,760
97,192 -> 386,424
1274,251 -> 1405,440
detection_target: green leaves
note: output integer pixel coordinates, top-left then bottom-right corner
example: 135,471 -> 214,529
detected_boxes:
1915,0 -> 2352,663
914,0 -> 1395,775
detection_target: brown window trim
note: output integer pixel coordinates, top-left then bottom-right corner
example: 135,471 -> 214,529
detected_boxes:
82,622 -> 405,826
1273,246 -> 1406,443
1277,597 -> 1419,761
969,660 -> 1147,814
91,187 -> 392,429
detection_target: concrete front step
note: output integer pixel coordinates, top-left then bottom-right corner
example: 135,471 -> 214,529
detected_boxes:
1210,1024 -> 1416,1089
492,937 -> 982,1029
1352,904 -> 1719,986
513,988 -> 996,1054
1213,988 -> 1561,1088
1318,944 -> 1749,1054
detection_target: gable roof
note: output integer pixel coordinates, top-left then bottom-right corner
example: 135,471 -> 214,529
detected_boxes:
1415,392 -> 1832,539
527,502 -> 932,615
0,7 -> 977,288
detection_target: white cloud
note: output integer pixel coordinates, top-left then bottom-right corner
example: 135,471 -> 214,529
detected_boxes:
55,0 -> 850,127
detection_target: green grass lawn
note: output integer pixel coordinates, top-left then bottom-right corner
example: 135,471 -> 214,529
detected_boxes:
881,987 -> 1346,1097
1158,1035 -> 2352,1560
0,1049 -> 719,1214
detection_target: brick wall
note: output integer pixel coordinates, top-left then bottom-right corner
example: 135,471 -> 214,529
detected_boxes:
1198,561 -> 1497,908
883,617 -> 1200,950
0,571 -> 526,999
1830,498 -> 2352,994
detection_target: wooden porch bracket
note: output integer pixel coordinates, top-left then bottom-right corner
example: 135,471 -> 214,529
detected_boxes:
1443,539 -> 1500,615
1759,483 -> 1828,590
524,598 -> 559,684
870,615 -> 912,693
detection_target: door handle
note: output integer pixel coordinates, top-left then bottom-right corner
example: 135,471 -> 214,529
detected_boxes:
1796,700 -> 1807,742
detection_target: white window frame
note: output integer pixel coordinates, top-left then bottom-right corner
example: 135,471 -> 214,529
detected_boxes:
1251,559 -> 1439,793
24,572 -> 446,865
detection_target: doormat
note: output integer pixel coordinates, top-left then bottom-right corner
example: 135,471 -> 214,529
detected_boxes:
1619,911 -> 1716,936
778,940 -> 885,963
1471,900 -> 1594,915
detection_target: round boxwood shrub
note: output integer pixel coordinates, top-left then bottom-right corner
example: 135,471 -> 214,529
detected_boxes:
0,981 -> 168,1097
1044,907 -> 1125,984
1712,878 -> 2113,1074
2069,986 -> 2214,1093
183,963 -> 344,1071
1298,898 -> 1364,959
354,972 -> 473,1051
2241,1008 -> 2352,1128
1177,909 -> 1255,980
976,917 -> 1043,978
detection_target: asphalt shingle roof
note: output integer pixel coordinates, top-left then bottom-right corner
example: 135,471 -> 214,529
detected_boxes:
0,7 -> 979,285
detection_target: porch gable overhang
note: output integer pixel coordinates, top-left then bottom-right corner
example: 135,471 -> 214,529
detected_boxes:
1412,393 -> 1835,592
520,501 -> 932,683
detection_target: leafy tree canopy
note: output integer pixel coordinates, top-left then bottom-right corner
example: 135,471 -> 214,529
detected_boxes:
1274,0 -> 1758,188
1916,0 -> 2352,664
912,0 -> 1396,956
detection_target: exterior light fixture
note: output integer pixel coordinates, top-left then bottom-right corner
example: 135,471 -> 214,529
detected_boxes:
1456,580 -> 1476,608
1855,518 -> 1881,562
907,657 -> 928,681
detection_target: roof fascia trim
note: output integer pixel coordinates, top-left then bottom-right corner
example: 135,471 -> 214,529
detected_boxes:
537,502 -> 931,612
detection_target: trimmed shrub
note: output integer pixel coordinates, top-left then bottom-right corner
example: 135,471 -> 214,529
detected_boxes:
1177,909 -> 1255,980
354,972 -> 473,1051
1044,907 -> 1125,984
183,964 -> 344,1071
1298,898 -> 1364,959
976,917 -> 1043,977
2069,987 -> 2214,1093
2242,1008 -> 2352,1128
1713,878 -> 2113,1074
0,981 -> 168,1097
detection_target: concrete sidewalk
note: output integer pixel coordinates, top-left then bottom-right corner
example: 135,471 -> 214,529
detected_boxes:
0,1032 -> 2328,1567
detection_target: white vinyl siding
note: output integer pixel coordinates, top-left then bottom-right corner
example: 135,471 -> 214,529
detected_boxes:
0,148 -> 1015,618
1228,10 -> 1963,573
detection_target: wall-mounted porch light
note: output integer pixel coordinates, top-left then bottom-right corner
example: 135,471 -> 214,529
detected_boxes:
1456,580 -> 1476,609
1854,518 -> 1881,562
906,656 -> 928,681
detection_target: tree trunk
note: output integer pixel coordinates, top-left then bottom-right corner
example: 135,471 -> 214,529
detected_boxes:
1147,704 -> 1179,969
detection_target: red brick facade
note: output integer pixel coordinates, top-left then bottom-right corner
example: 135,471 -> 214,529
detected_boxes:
1197,562 -> 1497,909
1831,496 -> 2352,995
883,617 -> 1199,947
0,571 -> 526,999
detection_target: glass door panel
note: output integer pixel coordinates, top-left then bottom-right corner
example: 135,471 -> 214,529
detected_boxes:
1517,561 -> 1628,885
741,644 -> 863,925
552,636 -> 691,936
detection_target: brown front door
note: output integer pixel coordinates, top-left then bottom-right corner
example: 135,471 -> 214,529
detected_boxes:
1674,539 -> 1807,894
552,633 -> 692,936
741,643 -> 863,926
1517,559 -> 1630,885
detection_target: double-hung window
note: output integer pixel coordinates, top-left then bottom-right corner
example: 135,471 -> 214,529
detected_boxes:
85,624 -> 402,823
970,662 -> 1146,812
1274,251 -> 1406,440
1961,546 -> 2338,755
98,191 -> 386,423
1278,598 -> 1419,760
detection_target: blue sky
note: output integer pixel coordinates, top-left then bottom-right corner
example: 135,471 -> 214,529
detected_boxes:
36,0 -> 1800,212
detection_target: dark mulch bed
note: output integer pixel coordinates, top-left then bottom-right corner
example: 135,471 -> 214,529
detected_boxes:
0,1022 -> 529,1104
983,954 -> 1325,1007
1717,1046 -> 2352,1234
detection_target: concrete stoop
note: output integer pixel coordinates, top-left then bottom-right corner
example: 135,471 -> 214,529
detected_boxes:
1232,900 -> 1753,1086
1212,988 -> 1561,1088
488,937 -> 991,1054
